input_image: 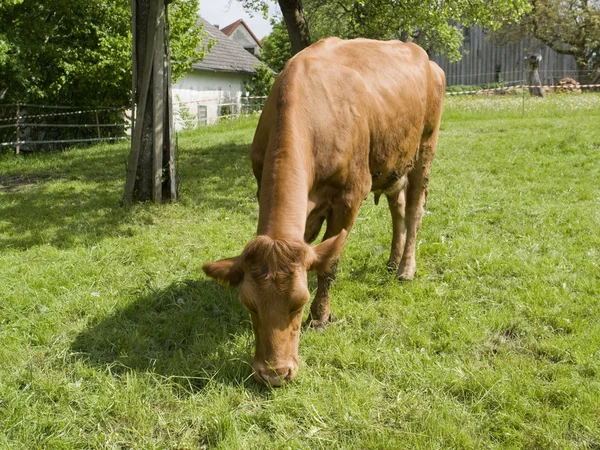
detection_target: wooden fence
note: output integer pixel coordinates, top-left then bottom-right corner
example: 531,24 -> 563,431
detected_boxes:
431,27 -> 579,87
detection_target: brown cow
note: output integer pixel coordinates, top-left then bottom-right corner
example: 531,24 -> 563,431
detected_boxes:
203,37 -> 445,386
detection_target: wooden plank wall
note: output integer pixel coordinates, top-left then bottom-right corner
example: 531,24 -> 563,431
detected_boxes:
431,27 -> 579,86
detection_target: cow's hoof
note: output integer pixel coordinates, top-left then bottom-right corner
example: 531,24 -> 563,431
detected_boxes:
386,260 -> 400,273
396,268 -> 416,281
305,313 -> 337,331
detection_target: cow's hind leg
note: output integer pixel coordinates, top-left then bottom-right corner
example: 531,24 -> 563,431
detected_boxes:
308,198 -> 362,330
396,132 -> 438,281
386,176 -> 408,272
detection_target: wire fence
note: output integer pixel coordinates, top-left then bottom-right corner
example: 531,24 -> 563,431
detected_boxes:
446,81 -> 600,96
0,96 -> 270,154
444,69 -> 599,87
0,104 -> 128,154
173,95 -> 268,129
2,78 -> 599,154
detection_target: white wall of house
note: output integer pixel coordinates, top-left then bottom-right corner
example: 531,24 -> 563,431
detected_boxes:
230,26 -> 261,56
172,70 -> 252,129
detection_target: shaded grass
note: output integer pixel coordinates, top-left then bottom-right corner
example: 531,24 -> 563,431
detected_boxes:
1,98 -> 599,448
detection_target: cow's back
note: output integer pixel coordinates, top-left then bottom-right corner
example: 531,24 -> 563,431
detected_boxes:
251,38 -> 445,193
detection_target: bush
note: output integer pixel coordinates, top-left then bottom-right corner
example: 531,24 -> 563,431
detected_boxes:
243,64 -> 275,113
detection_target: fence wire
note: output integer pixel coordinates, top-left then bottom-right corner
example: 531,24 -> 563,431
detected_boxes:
2,81 -> 599,153
0,104 -> 128,153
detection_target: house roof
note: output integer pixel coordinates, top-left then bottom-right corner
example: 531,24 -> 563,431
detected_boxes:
221,19 -> 263,48
192,18 -> 262,74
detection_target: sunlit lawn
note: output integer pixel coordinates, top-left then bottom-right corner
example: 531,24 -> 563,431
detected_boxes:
1,94 -> 599,449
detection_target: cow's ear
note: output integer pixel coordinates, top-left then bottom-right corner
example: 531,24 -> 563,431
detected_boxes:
203,256 -> 244,287
308,230 -> 348,274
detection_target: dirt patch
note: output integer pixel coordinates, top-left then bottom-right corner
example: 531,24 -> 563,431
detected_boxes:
0,173 -> 54,192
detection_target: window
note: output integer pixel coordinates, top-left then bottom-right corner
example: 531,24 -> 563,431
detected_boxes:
244,46 -> 255,55
197,105 -> 207,127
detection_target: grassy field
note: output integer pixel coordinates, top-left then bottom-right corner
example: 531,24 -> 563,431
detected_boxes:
1,94 -> 599,449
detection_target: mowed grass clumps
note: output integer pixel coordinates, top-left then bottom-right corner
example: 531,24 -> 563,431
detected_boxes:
1,95 -> 599,449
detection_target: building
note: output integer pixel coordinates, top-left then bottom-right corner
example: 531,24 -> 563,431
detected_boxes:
221,19 -> 263,57
172,18 -> 263,129
431,27 -> 578,87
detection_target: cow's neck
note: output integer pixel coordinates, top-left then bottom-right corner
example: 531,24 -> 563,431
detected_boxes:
257,143 -> 311,241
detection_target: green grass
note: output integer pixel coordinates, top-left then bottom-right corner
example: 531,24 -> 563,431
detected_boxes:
1,95 -> 600,449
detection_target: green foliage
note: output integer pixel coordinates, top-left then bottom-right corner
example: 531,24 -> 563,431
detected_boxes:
243,64 -> 275,113
1,95 -> 600,447
0,0 -> 129,105
0,0 -> 206,106
491,0 -> 600,74
174,96 -> 197,131
168,0 -> 210,82
533,0 -> 600,69
260,18 -> 292,73
239,0 -> 271,19
244,64 -> 275,97
244,0 -> 531,63
308,0 -> 530,61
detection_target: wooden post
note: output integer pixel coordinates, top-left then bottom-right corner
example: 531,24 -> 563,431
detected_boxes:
95,110 -> 101,139
124,0 -> 159,204
130,0 -> 137,137
124,0 -> 177,204
164,5 -> 177,201
15,104 -> 20,155
522,45 -> 526,117
526,54 -> 545,98
152,5 -> 165,204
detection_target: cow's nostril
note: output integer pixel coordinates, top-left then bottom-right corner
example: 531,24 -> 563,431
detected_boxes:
253,366 -> 295,386
283,366 -> 298,383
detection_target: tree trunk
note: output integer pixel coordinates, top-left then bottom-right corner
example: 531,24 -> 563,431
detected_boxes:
278,0 -> 311,55
124,0 -> 177,204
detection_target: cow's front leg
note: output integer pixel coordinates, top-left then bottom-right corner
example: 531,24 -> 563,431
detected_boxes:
309,267 -> 338,330
307,193 -> 364,330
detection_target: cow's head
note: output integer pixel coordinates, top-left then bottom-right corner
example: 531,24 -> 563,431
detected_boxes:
203,231 -> 346,386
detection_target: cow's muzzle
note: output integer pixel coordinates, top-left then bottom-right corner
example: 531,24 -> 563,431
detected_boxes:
252,362 -> 298,386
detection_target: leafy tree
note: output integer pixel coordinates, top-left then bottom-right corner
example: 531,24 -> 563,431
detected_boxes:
276,0 -> 312,54
260,19 -> 292,72
169,0 -> 211,81
241,0 -> 310,54
492,0 -> 600,78
244,63 -> 275,96
533,0 -> 600,74
244,0 -> 530,62
0,0 -> 206,105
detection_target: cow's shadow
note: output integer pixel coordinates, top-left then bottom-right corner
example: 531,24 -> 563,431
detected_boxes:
71,279 -> 262,391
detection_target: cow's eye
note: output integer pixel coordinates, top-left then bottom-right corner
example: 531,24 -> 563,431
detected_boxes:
289,306 -> 304,316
